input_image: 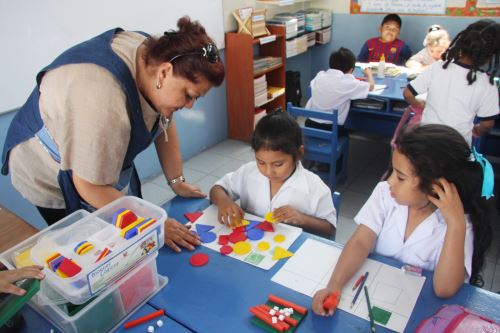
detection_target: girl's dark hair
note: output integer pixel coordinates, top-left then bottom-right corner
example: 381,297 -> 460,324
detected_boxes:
395,124 -> 496,285
143,16 -> 225,87
442,19 -> 500,85
251,110 -> 303,161
329,47 -> 356,73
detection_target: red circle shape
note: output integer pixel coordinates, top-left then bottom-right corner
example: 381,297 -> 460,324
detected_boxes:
189,253 -> 209,267
220,245 -> 233,255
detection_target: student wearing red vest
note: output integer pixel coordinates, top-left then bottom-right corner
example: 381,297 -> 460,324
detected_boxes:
357,14 -> 412,65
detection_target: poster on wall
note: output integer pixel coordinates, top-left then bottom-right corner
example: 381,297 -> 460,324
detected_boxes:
351,0 -> 500,16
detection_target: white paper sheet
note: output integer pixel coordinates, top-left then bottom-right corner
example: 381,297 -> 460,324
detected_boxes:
192,204 -> 302,270
271,238 -> 425,332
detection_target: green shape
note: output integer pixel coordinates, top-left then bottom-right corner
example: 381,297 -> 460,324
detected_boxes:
456,9 -> 462,15
372,306 -> 392,325
245,252 -> 265,265
469,6 -> 475,11
0,279 -> 40,327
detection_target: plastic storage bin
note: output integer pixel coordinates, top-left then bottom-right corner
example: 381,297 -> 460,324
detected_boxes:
1,196 -> 166,305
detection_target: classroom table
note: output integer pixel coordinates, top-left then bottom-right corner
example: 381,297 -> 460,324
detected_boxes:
148,196 -> 500,333
0,205 -> 38,253
18,303 -> 193,333
344,66 -> 409,136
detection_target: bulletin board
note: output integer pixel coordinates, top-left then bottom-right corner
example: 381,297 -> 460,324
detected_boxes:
350,0 -> 500,16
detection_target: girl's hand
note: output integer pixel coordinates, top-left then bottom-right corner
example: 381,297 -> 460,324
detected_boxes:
164,218 -> 201,253
0,266 -> 45,296
171,182 -> 207,198
311,288 -> 341,316
273,205 -> 303,226
217,201 -> 244,227
427,178 -> 465,229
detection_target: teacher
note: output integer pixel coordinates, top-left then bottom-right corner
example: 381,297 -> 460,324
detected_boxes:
1,16 -> 225,252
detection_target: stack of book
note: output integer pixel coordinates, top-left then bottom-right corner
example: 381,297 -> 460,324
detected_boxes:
267,15 -> 298,39
316,27 -> 331,45
304,11 -> 321,32
306,32 -> 316,47
267,86 -> 285,99
254,56 -> 282,75
254,75 -> 268,107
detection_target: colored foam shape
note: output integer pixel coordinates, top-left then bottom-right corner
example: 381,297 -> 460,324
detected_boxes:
233,226 -> 246,233
73,241 -> 88,253
272,247 -> 293,260
218,235 -> 230,245
264,212 -> 279,223
114,209 -> 138,229
273,234 -> 285,243
195,223 -> 215,235
120,217 -> 145,238
233,241 -> 251,255
256,221 -> 275,232
200,231 -> 217,243
137,218 -> 156,233
184,211 -> 203,222
220,245 -> 233,255
246,228 -> 264,241
112,208 -> 126,225
245,220 -> 262,231
189,253 -> 209,267
323,290 -> 340,311
228,231 -> 247,243
48,255 -> 64,272
95,247 -> 111,263
13,247 -> 35,268
57,258 -> 81,277
78,243 -> 94,255
257,241 -> 270,251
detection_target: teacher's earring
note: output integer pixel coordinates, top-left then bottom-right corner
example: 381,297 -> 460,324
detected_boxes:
156,81 -> 162,89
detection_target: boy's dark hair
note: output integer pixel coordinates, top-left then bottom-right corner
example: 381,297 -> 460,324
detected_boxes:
395,124 -> 496,286
381,14 -> 402,28
442,19 -> 500,85
329,47 -> 356,73
251,110 -> 303,161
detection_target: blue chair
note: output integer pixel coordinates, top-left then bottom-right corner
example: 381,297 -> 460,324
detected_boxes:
287,102 -> 349,190
331,191 -> 341,241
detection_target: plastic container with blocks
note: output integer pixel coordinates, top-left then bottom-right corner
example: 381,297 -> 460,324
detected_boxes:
0,196 -> 166,305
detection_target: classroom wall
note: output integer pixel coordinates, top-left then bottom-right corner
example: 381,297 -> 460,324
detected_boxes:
0,54 -> 227,230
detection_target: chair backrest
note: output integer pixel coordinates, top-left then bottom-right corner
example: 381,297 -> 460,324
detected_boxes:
287,102 -> 339,140
332,191 -> 341,241
390,106 -> 422,148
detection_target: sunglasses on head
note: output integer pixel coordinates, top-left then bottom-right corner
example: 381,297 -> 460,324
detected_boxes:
428,25 -> 441,32
168,43 -> 220,64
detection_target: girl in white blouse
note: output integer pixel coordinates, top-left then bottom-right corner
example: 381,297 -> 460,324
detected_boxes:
312,124 -> 495,315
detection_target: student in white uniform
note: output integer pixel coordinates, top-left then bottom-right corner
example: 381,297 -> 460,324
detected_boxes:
210,111 -> 337,239
305,47 -> 374,137
404,19 -> 500,146
312,124 -> 496,315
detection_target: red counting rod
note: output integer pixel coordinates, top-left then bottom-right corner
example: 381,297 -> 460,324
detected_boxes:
268,294 -> 308,315
250,307 -> 288,332
123,309 -> 165,329
257,304 -> 298,326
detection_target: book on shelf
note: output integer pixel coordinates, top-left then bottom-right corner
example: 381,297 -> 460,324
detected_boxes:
267,86 -> 285,98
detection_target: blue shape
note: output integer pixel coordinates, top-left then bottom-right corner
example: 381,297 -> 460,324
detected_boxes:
112,208 -> 127,224
200,232 -> 217,243
246,228 -> 264,241
196,224 -> 215,235
245,220 -> 261,231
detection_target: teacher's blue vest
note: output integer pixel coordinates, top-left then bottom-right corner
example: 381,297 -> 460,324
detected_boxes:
1,28 -> 158,214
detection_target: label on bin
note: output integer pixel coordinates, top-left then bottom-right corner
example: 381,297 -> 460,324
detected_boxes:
87,227 -> 160,295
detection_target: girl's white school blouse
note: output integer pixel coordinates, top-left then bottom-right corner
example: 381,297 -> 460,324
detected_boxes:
214,161 -> 337,227
355,182 -> 473,276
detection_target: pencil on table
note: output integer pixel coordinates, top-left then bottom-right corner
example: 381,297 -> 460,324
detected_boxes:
352,274 -> 365,291
350,271 -> 369,308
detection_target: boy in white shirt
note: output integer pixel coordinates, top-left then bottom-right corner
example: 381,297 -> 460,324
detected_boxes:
305,47 -> 374,137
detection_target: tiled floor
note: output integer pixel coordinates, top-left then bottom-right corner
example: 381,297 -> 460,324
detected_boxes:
142,133 -> 500,293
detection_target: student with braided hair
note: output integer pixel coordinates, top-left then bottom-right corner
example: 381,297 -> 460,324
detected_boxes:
403,19 -> 499,146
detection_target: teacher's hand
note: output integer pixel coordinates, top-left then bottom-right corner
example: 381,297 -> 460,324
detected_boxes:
164,218 -> 201,253
171,181 -> 207,198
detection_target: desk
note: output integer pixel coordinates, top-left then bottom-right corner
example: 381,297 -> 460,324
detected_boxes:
0,205 -> 38,253
149,197 -> 500,333
344,67 -> 409,136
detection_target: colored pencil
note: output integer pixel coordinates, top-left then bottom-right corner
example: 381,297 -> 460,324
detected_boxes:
352,274 -> 365,291
350,271 -> 369,308
364,286 -> 376,332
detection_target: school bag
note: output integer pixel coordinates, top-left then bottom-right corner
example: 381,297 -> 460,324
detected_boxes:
286,70 -> 302,107
415,304 -> 500,333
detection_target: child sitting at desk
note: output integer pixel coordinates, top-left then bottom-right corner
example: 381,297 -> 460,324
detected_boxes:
403,19 -> 500,147
311,124 -> 495,315
209,111 -> 336,239
357,13 -> 412,65
406,24 -> 450,71
305,47 -> 374,136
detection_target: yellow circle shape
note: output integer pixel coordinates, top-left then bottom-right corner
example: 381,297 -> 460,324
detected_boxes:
233,241 -> 252,255
257,241 -> 270,251
274,234 -> 285,243
264,212 -> 279,223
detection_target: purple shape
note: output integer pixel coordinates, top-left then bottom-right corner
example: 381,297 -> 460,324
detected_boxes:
246,228 -> 264,241
196,223 -> 215,235
200,231 -> 217,243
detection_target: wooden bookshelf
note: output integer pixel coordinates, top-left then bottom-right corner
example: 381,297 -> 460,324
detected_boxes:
225,25 -> 286,141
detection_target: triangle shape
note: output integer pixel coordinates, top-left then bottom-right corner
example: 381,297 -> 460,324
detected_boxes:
195,223 -> 215,235
245,219 -> 262,231
272,246 -> 293,260
256,221 -> 275,232
184,211 -> 203,222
